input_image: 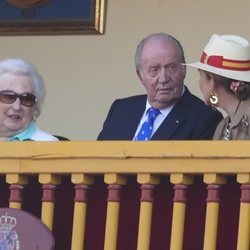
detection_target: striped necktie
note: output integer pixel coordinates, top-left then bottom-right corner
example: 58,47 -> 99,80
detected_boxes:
135,108 -> 160,141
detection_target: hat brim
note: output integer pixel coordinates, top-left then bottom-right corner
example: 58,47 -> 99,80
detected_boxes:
185,62 -> 250,82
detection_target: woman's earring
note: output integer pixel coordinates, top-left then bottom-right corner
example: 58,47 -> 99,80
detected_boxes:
33,115 -> 37,121
210,92 -> 218,110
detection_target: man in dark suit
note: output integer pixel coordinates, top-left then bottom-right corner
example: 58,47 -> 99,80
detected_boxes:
97,33 -> 223,140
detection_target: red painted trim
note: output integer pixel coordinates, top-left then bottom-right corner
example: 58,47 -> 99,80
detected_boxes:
206,185 -> 221,202
42,184 -> 56,202
9,184 -> 23,203
107,185 -> 122,202
74,184 -> 89,202
173,185 -> 187,203
140,184 -> 155,202
240,184 -> 250,203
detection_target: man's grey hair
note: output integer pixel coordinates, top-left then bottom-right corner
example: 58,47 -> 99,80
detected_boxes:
135,33 -> 186,70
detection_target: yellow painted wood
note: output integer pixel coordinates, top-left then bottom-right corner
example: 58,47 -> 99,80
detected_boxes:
104,202 -> 120,250
11,158 -> 250,174
41,202 -> 54,230
170,173 -> 193,185
39,173 -> 61,185
137,173 -> 160,184
237,203 -> 250,250
71,173 -> 94,185
0,141 -> 250,175
170,202 -> 186,250
137,202 -> 153,250
203,174 -> 226,185
0,141 -> 250,250
71,202 -> 87,250
237,174 -> 250,184
104,173 -> 127,185
0,160 -> 20,170
103,174 -> 125,250
6,174 -> 29,184
9,202 -> 21,209
203,203 -> 219,250
1,141 -> 250,250
0,141 -> 250,158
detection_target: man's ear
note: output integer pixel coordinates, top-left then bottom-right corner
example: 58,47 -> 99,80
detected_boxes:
182,65 -> 187,78
136,69 -> 143,82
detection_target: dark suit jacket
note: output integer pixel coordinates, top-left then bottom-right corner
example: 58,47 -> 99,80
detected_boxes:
97,87 -> 223,140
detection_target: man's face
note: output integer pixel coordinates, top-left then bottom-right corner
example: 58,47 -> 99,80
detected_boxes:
137,38 -> 186,109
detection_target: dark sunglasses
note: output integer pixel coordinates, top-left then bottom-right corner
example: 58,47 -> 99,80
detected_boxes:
0,90 -> 37,107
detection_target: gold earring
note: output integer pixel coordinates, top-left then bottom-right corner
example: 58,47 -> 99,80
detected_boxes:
210,92 -> 218,110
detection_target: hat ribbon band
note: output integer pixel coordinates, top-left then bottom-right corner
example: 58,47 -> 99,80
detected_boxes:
200,52 -> 250,71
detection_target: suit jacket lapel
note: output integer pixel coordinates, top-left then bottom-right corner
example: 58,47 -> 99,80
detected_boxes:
124,96 -> 147,139
151,89 -> 190,140
152,110 -> 186,139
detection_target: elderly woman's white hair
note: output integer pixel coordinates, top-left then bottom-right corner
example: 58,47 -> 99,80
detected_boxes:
0,58 -> 46,117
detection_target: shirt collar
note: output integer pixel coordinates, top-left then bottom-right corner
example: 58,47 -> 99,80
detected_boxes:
145,86 -> 185,117
8,121 -> 36,141
145,101 -> 174,118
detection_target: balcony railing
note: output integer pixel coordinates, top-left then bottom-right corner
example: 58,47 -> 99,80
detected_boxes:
0,141 -> 250,250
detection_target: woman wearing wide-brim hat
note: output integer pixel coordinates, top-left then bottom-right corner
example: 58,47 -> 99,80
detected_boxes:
186,34 -> 250,140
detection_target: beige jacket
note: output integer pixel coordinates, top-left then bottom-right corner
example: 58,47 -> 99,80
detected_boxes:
213,99 -> 250,140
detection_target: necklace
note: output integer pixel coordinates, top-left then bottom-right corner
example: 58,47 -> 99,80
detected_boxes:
224,119 -> 231,141
223,101 -> 241,141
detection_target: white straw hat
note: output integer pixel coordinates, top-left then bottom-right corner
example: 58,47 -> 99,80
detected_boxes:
186,34 -> 250,82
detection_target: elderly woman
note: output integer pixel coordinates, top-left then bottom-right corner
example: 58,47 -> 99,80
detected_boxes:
187,34 -> 250,140
0,58 -> 58,141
